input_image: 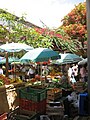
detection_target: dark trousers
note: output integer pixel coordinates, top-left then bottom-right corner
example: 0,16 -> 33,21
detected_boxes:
30,74 -> 35,78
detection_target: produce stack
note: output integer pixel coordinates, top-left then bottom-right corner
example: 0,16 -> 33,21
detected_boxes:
0,74 -> 22,86
18,86 -> 47,114
7,86 -> 47,119
0,75 -> 11,85
46,88 -> 64,119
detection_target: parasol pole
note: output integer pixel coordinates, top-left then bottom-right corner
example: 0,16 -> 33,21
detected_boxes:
6,52 -> 8,77
86,0 -> 90,114
40,62 -> 42,81
40,62 -> 45,85
12,52 -> 16,79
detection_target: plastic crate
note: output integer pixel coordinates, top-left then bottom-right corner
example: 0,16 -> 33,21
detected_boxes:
19,87 -> 47,102
0,113 -> 7,120
79,93 -> 88,116
19,98 -> 46,114
7,107 -> 39,120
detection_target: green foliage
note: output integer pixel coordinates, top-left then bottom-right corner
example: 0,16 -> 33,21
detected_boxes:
0,3 -> 87,57
0,9 -> 53,49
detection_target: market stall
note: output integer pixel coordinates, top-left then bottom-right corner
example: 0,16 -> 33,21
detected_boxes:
0,42 -> 33,77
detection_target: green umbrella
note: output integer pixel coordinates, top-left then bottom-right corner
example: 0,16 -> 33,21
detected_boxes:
20,48 -> 60,80
20,48 -> 60,63
53,53 -> 83,65
0,57 -> 19,64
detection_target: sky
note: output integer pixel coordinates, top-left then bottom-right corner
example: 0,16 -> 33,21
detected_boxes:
0,0 -> 85,29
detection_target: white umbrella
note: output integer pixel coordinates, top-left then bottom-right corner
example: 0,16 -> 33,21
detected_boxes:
0,42 -> 33,52
0,42 -> 33,77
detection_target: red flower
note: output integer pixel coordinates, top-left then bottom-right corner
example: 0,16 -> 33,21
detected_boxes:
55,33 -> 62,38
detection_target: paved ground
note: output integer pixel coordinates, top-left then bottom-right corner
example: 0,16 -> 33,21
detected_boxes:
73,116 -> 90,120
61,115 -> 90,120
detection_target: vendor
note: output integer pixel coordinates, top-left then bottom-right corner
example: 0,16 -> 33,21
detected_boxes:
0,66 -> 3,75
27,65 -> 35,78
2,66 -> 6,74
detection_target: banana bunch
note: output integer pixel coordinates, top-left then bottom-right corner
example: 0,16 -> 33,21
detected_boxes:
10,77 -> 22,83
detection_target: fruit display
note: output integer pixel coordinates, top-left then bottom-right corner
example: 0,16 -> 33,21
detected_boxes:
47,88 -> 62,94
0,79 -> 4,86
0,75 -> 10,85
10,77 -> 22,84
0,74 -> 22,86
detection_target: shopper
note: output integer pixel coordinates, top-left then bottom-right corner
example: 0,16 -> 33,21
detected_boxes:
79,64 -> 88,82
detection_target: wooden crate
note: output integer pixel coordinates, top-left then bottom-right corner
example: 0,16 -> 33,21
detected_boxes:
47,88 -> 62,101
46,105 -> 64,116
7,107 -> 39,120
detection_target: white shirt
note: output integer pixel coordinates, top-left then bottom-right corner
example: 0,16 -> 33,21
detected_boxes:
72,65 -> 78,76
0,68 -> 3,74
68,67 -> 72,77
28,68 -> 35,75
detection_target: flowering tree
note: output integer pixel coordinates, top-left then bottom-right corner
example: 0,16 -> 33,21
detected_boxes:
62,2 -> 86,26
34,27 -> 81,53
59,2 -> 87,57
